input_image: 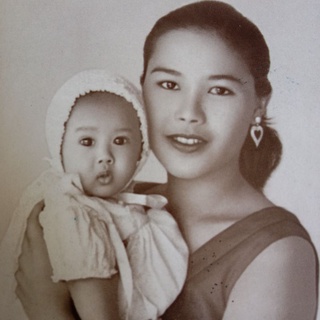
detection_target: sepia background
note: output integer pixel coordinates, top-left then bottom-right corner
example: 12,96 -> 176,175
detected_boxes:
1,1 -> 320,312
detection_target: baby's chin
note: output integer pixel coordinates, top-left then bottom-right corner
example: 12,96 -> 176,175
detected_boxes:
85,185 -> 123,199
87,191 -> 114,199
83,186 -> 111,199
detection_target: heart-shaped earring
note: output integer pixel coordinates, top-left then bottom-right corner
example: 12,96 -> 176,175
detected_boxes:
250,116 -> 264,148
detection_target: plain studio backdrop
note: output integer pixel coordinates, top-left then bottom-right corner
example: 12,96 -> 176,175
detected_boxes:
1,0 -> 319,315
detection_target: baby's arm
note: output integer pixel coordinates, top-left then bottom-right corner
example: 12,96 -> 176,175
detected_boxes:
39,180 -> 121,320
67,276 -> 120,320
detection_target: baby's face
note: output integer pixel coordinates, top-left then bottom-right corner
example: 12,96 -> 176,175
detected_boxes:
61,92 -> 142,198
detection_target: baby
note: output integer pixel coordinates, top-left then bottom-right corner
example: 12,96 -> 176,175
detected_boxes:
0,70 -> 188,320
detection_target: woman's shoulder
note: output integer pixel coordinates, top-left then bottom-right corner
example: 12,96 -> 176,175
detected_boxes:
223,236 -> 318,319
133,181 -> 167,196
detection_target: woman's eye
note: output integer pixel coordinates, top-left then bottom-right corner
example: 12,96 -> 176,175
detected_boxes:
114,137 -> 128,145
80,138 -> 94,147
209,87 -> 233,96
159,81 -> 179,90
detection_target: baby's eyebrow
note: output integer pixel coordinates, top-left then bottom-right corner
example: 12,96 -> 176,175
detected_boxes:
75,126 -> 97,132
74,127 -> 135,134
115,128 -> 134,133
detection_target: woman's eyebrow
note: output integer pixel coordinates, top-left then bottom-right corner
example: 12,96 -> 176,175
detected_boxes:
150,67 -> 181,76
150,68 -> 246,85
208,74 -> 247,85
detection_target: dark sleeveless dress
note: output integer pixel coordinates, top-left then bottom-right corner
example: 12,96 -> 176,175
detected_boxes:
134,183 -> 318,319
161,206 -> 318,320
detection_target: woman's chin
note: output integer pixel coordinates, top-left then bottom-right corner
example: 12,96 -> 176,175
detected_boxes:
166,164 -> 207,181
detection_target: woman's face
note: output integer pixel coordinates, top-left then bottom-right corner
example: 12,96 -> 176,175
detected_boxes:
142,28 -> 267,181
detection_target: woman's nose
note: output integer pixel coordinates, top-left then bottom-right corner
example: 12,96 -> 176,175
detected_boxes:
174,92 -> 205,124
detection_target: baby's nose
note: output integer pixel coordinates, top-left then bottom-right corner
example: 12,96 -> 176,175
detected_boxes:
97,148 -> 114,165
98,157 -> 113,165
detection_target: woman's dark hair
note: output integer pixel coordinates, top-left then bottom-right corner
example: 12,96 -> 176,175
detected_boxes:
141,0 -> 282,190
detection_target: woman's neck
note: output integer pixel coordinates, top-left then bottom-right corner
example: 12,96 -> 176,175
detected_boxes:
163,167 -> 272,252
166,167 -> 247,218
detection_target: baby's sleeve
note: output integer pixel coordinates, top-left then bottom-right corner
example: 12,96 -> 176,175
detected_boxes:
114,205 -> 189,320
39,186 -> 117,282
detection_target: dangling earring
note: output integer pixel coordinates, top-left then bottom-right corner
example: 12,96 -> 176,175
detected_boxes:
250,116 -> 264,148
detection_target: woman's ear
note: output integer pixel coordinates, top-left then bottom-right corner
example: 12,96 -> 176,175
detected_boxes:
252,94 -> 271,123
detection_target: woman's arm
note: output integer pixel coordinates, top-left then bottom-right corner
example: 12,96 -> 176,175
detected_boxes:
67,276 -> 120,320
15,201 -> 76,320
223,236 -> 318,320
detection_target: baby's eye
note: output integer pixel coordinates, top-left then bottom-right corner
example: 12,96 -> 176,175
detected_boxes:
159,81 -> 179,90
80,138 -> 94,147
209,87 -> 233,96
114,137 -> 128,145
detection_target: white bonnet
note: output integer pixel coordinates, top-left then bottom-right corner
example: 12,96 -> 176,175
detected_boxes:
45,69 -> 149,180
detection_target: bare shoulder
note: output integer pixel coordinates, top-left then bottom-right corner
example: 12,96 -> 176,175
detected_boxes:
223,236 -> 318,320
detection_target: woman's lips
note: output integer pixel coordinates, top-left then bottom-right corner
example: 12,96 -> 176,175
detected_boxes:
167,134 -> 207,153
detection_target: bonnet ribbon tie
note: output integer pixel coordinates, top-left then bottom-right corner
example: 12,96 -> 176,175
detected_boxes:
117,192 -> 168,209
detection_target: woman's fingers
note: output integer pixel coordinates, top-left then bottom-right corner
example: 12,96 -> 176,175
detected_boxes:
17,200 -> 51,274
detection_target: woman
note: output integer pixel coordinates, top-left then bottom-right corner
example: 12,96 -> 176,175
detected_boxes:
15,1 -> 318,319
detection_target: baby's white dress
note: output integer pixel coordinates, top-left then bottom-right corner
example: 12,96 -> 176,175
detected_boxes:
0,170 -> 189,320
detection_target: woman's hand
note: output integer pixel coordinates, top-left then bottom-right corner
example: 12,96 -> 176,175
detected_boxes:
15,201 -> 75,320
